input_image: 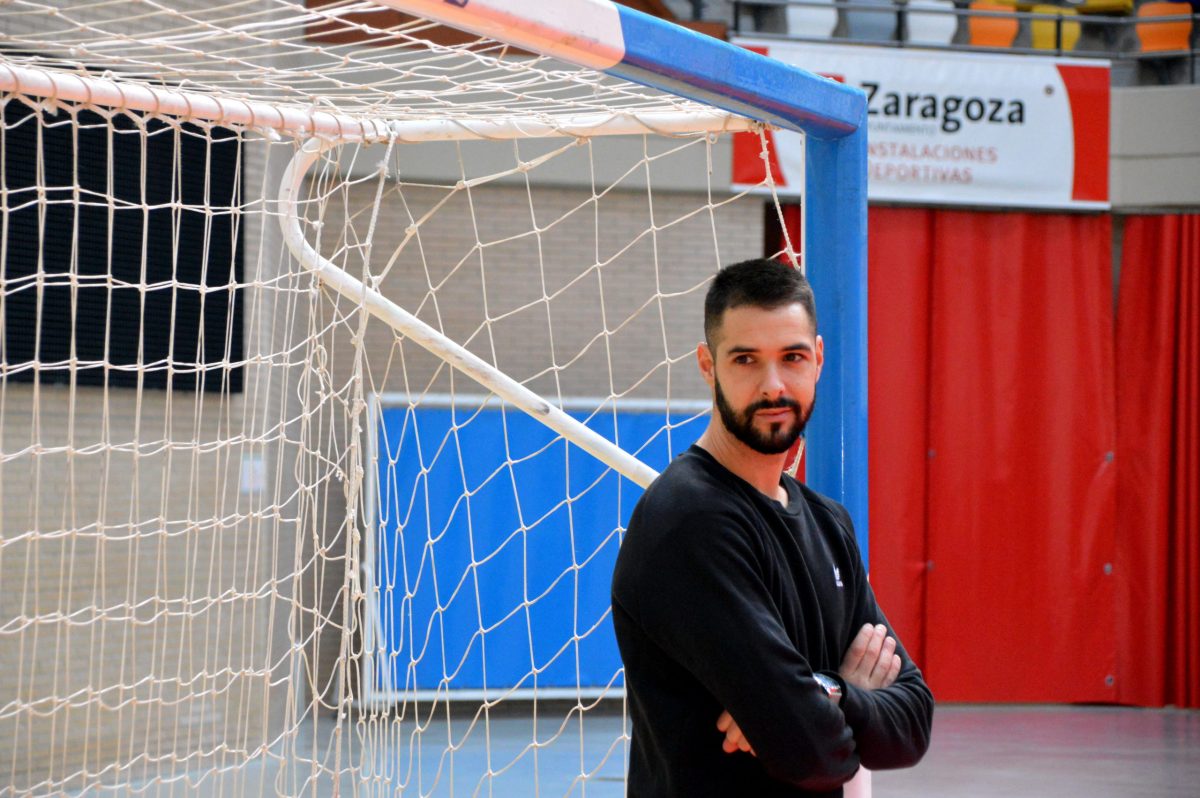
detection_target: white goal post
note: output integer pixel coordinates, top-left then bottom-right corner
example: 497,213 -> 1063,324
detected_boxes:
0,1 -> 868,796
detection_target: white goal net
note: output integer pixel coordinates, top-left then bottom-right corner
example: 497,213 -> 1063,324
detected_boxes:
0,1 -> 799,795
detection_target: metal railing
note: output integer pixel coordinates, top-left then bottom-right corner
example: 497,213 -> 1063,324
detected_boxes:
730,0 -> 1199,83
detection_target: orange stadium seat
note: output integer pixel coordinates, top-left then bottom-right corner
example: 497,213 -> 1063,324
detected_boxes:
968,0 -> 1020,47
1135,2 -> 1194,52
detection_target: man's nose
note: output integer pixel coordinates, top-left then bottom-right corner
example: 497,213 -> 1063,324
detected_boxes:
760,363 -> 786,397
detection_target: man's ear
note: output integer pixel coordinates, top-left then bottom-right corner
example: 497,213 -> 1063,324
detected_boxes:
697,341 -> 715,388
814,334 -> 825,379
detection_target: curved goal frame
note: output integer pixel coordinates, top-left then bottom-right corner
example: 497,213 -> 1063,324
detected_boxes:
0,0 -> 870,552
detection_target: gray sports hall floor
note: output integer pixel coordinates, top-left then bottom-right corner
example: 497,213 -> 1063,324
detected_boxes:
873,704 -> 1199,797
120,703 -> 1198,796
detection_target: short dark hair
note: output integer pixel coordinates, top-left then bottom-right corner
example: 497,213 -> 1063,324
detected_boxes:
704,258 -> 817,346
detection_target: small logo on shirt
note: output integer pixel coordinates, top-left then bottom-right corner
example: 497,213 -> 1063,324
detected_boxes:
833,566 -> 844,588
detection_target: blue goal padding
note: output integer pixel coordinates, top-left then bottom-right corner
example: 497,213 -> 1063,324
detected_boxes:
373,403 -> 707,693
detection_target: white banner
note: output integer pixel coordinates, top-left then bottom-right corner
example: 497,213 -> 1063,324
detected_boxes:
732,42 -> 1110,209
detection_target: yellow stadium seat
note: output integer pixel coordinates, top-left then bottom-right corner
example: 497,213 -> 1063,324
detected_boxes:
1076,0 -> 1135,14
1031,5 -> 1082,51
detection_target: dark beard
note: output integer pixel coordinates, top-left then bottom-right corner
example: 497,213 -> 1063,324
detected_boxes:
714,375 -> 813,455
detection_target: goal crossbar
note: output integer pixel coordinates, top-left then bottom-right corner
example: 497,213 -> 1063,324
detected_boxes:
0,62 -> 756,143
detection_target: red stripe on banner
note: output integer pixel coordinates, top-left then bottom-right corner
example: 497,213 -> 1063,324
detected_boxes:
777,203 -> 802,267
779,203 -> 804,477
1056,64 -> 1110,203
731,44 -> 786,188
732,129 -> 786,187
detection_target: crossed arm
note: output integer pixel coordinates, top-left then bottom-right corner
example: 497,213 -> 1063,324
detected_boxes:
717,622 -> 902,756
615,502 -> 932,787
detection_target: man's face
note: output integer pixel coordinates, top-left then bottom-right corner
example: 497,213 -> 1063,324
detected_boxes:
699,303 -> 823,455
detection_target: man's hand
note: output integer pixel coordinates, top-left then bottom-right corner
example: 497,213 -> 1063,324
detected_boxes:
839,623 -> 901,691
716,710 -> 756,756
717,624 -> 900,757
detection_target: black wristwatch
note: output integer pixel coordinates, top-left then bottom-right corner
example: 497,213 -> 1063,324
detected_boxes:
813,673 -> 843,703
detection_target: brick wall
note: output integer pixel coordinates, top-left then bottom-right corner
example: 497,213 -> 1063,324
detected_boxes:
314,178 -> 765,405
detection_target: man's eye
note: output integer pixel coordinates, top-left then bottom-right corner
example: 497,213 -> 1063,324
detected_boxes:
733,355 -> 753,365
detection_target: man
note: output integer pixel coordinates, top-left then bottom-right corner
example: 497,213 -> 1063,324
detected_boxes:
611,259 -> 933,796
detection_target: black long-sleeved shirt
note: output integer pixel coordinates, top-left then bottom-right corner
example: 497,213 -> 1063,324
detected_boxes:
612,445 -> 933,797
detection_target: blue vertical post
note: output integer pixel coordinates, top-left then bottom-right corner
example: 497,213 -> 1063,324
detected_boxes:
606,8 -> 871,564
804,131 -> 870,564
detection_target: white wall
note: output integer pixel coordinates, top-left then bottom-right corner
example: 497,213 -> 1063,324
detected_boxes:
1110,84 -> 1200,209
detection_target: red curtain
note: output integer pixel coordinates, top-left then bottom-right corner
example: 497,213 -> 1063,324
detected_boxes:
777,205 -> 1197,705
923,210 -> 1117,702
864,208 -> 934,668
866,208 -> 1118,702
1114,215 -> 1200,708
